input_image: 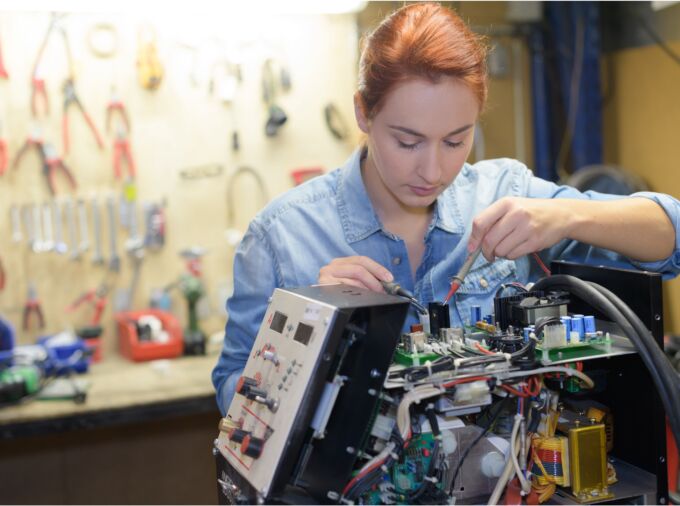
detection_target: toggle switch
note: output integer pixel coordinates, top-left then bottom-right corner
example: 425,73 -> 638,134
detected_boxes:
241,435 -> 265,459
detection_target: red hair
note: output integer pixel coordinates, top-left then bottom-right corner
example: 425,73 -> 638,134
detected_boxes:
357,2 -> 489,119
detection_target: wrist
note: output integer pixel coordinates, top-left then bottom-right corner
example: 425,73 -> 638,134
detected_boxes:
560,199 -> 591,241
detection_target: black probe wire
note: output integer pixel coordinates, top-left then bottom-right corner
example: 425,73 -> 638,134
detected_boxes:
532,275 -> 680,447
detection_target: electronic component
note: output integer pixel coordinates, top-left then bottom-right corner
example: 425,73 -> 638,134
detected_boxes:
494,290 -> 569,330
564,422 -> 613,503
215,284 -> 409,503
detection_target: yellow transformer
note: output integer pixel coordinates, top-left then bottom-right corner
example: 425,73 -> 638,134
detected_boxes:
567,423 -> 614,503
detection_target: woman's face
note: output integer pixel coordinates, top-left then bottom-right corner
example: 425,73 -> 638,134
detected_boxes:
356,76 -> 479,213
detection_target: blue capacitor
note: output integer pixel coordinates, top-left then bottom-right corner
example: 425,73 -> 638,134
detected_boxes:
470,305 -> 482,325
560,316 -> 572,342
571,316 -> 585,341
584,315 -> 596,334
484,314 -> 493,324
523,326 -> 533,342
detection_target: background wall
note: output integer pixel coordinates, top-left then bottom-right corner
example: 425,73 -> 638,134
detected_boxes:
0,10 -> 361,355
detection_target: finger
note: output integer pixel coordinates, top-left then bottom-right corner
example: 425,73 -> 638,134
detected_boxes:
323,264 -> 385,292
334,256 -> 393,282
469,199 -> 513,252
504,238 -> 534,260
495,231 -> 530,260
318,273 -> 371,291
482,213 -> 520,260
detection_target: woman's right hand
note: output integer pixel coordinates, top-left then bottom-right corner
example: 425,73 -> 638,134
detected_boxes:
318,256 -> 393,293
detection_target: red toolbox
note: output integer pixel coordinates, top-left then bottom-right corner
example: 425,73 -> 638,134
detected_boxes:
115,309 -> 183,362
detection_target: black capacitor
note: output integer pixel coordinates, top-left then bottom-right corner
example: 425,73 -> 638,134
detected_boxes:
428,302 -> 450,338
228,428 -> 250,444
241,435 -> 265,459
236,376 -> 258,396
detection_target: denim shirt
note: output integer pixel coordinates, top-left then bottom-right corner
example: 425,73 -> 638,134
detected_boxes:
212,149 -> 680,414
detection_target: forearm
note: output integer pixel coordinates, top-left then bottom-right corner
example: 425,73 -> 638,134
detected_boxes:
565,197 -> 675,262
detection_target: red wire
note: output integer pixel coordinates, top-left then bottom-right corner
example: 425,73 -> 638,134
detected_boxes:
441,375 -> 490,388
532,252 -> 551,276
501,384 -> 530,398
475,342 -> 496,355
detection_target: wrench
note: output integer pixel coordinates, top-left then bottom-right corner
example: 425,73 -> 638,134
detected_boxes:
53,201 -> 67,254
41,203 -> 54,252
107,196 -> 120,272
125,199 -> 144,253
77,199 -> 90,253
91,197 -> 105,266
32,204 -> 44,253
65,199 -> 80,260
22,205 -> 35,251
10,205 -> 23,243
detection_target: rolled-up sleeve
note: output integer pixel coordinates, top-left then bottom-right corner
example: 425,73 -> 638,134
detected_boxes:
211,220 -> 281,415
522,167 -> 680,280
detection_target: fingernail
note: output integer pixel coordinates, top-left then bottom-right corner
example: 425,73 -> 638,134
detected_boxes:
382,271 -> 394,282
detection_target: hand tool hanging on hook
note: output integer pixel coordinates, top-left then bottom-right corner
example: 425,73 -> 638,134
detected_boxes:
106,196 -> 120,272
32,204 -> 45,253
91,197 -> 105,266
10,205 -> 23,243
0,255 -> 5,292
41,202 -> 55,252
53,200 -> 67,254
42,143 -> 77,195
30,13 -> 68,117
0,32 -> 9,79
23,283 -> 45,330
65,198 -> 79,261
77,199 -> 89,254
113,127 -> 136,180
12,126 -> 44,170
106,89 -> 130,134
67,282 -> 110,327
63,78 -> 104,154
0,121 -> 8,176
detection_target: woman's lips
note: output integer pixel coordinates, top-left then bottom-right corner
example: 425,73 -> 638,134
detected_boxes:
409,185 -> 438,196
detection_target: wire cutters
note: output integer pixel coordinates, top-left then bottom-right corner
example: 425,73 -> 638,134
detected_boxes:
113,127 -> 136,180
0,33 -> 8,79
42,142 -> 77,195
63,78 -> 104,154
106,91 -> 130,134
68,283 -> 110,326
23,283 -> 45,331
31,66 -> 49,117
12,127 -> 44,170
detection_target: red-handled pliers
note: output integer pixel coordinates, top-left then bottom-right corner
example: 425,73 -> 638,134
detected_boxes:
42,142 -> 77,195
0,255 -> 6,291
63,78 -> 104,154
23,283 -> 45,331
106,91 -> 131,134
113,127 -> 136,180
0,137 -> 7,176
67,283 -> 110,327
0,34 -> 8,79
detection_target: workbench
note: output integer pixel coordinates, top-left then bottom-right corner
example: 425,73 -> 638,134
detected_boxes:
0,354 -> 222,504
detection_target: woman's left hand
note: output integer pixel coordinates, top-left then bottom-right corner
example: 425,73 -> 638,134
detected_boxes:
467,197 -> 573,262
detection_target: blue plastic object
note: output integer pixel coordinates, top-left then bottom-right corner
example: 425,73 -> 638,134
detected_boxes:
0,316 -> 16,366
37,334 -> 91,375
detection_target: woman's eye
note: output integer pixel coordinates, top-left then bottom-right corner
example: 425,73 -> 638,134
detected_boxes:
445,140 -> 464,149
397,140 -> 420,150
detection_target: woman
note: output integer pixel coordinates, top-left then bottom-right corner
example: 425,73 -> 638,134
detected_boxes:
212,3 -> 680,414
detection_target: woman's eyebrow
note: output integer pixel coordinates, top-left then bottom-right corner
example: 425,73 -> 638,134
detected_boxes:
388,124 -> 474,137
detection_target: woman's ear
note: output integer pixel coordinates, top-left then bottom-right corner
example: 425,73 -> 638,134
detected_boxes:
353,92 -> 369,134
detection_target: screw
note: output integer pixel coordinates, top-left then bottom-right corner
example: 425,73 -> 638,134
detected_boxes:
660,456 -> 666,463
213,438 -> 220,447
370,369 -> 381,378
212,447 -> 219,456
655,314 -> 661,321
660,498 -> 666,504
327,491 -> 340,501
346,446 -> 356,454
368,388 -> 377,396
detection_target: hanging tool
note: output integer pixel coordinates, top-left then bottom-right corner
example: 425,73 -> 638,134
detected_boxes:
65,198 -> 79,260
32,204 -> 44,253
0,32 -> 8,79
0,121 -> 8,176
87,23 -> 118,59
10,205 -> 22,243
42,143 -> 77,195
77,199 -> 89,253
0,255 -> 5,291
67,282 -> 110,327
23,283 -> 45,331
105,89 -> 130,134
29,13 -> 67,117
22,205 -> 35,251
41,203 -> 54,252
113,127 -> 136,180
91,197 -> 104,266
324,102 -> 350,141
62,78 -> 104,154
12,126 -> 44,170
53,201 -> 67,254
106,196 -> 120,272
136,25 -> 163,90
143,202 -> 165,250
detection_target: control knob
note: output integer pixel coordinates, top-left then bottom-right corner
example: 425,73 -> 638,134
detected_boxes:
241,435 -> 265,459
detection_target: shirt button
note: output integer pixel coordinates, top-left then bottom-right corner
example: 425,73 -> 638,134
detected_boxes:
392,257 -> 401,265
480,278 -> 489,288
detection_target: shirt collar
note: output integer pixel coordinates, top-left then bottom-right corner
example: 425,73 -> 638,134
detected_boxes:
337,149 -> 467,243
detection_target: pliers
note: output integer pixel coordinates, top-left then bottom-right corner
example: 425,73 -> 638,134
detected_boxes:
67,283 -> 110,327
113,127 -> 136,180
12,127 -> 44,170
23,283 -> 45,331
0,137 -> 7,176
63,78 -> 104,154
106,91 -> 130,134
42,142 -> 77,195
0,255 -> 6,291
0,33 -> 8,79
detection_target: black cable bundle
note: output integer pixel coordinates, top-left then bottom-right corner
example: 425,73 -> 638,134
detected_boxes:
532,274 -> 680,448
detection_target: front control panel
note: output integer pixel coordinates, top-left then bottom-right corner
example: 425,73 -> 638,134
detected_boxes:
216,284 -> 409,502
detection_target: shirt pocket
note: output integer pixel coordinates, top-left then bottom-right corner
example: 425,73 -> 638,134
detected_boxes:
453,258 -> 517,325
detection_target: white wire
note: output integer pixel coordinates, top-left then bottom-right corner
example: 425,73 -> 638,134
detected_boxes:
510,414 -> 532,495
